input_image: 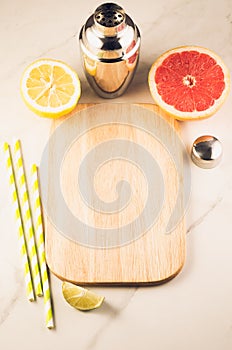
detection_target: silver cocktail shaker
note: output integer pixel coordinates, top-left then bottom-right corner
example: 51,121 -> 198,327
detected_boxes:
79,3 -> 141,98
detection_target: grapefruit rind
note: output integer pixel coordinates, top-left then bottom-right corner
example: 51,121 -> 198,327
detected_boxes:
148,46 -> 230,121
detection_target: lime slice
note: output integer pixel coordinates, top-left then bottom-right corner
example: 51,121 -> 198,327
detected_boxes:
62,282 -> 104,311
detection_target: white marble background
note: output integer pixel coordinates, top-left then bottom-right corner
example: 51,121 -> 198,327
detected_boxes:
0,0 -> 232,349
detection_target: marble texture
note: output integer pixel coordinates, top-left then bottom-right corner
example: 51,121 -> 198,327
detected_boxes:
0,0 -> 232,349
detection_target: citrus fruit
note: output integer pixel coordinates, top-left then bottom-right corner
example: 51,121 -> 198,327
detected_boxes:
148,46 -> 230,120
62,282 -> 104,311
20,59 -> 81,118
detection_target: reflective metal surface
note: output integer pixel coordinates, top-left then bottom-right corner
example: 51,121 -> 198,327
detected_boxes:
191,135 -> 223,169
79,3 -> 141,98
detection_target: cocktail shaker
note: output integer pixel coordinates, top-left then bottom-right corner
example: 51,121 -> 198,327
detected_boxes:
79,3 -> 141,98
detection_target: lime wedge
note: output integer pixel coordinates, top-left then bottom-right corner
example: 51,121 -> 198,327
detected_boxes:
62,282 -> 104,311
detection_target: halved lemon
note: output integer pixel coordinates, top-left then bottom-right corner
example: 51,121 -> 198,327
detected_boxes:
62,282 -> 104,311
20,59 -> 81,118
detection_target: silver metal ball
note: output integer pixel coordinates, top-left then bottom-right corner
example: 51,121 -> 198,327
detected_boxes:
191,135 -> 222,169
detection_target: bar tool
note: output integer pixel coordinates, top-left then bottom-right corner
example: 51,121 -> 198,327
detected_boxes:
79,3 -> 141,98
191,135 -> 223,169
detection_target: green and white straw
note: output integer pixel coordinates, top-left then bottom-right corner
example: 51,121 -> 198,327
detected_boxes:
13,140 -> 43,297
30,164 -> 54,329
3,142 -> 35,301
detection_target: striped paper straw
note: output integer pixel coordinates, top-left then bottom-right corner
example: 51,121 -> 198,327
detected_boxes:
30,164 -> 54,329
13,140 -> 43,297
3,142 -> 35,301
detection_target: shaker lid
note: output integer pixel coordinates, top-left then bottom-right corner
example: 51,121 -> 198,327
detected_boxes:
94,3 -> 125,28
79,2 -> 140,62
94,3 -> 126,36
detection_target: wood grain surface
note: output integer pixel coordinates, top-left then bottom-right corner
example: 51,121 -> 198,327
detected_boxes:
44,103 -> 186,285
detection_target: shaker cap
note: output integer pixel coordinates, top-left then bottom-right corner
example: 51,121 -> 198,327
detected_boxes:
79,2 -> 140,62
94,3 -> 126,36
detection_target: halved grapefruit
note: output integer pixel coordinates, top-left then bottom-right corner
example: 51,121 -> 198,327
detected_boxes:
148,46 -> 230,120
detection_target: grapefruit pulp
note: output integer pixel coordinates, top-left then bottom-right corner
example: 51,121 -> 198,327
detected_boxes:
148,46 -> 230,120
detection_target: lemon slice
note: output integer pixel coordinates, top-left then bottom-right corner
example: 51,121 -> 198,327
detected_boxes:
62,282 -> 104,311
20,59 -> 81,118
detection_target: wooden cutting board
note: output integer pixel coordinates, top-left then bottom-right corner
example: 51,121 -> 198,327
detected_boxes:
43,103 -> 186,285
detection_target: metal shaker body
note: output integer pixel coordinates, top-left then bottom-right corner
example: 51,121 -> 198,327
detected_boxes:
79,3 -> 141,98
